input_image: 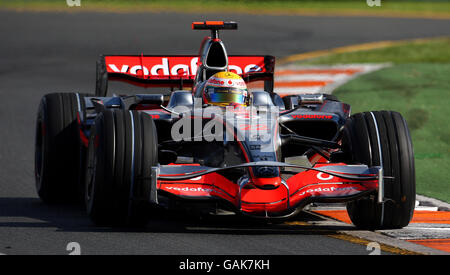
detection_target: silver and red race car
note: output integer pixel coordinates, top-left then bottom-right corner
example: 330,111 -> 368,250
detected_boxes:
35,21 -> 415,229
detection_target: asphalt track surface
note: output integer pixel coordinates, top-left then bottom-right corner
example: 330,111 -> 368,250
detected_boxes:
0,10 -> 449,255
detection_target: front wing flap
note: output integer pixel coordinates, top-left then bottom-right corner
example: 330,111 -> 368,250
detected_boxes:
154,161 -> 381,217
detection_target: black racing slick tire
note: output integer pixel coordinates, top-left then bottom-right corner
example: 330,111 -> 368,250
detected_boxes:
343,111 -> 416,230
85,109 -> 158,227
35,93 -> 88,203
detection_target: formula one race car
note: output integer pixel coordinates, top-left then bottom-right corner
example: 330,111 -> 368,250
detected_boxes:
34,21 -> 415,229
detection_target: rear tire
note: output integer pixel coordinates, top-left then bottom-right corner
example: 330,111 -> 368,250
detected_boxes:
85,109 -> 158,227
35,93 -> 87,203
343,111 -> 415,229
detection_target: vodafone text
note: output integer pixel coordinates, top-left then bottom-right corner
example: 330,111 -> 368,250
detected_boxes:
108,57 -> 262,77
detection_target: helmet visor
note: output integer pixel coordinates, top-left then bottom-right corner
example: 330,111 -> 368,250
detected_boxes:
207,87 -> 247,105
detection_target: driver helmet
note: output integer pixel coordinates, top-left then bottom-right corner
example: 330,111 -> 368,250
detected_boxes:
203,71 -> 249,107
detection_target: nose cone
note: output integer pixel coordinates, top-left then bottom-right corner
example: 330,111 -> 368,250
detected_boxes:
252,177 -> 281,189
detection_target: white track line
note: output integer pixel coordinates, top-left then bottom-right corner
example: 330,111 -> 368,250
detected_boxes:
274,87 -> 325,95
310,200 -> 440,211
275,74 -> 351,82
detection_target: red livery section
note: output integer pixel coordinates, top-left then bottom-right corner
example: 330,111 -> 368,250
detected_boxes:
291,114 -> 334,120
158,163 -> 378,215
104,55 -> 271,80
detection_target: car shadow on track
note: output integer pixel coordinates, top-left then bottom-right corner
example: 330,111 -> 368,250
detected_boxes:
0,197 -> 355,235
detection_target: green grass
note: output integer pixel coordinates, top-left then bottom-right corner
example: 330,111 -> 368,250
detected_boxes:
1,0 -> 449,18
333,64 -> 450,202
300,38 -> 450,65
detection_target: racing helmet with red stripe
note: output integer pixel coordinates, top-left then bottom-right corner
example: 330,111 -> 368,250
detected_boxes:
203,71 -> 249,107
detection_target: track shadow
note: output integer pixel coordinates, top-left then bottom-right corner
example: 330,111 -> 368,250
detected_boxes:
0,197 -> 92,230
0,197 -> 355,235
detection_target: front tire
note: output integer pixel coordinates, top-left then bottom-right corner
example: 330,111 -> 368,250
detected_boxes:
35,93 -> 87,203
85,109 -> 158,227
343,111 -> 415,229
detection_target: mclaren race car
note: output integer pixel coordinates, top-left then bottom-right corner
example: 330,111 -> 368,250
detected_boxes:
35,21 -> 416,229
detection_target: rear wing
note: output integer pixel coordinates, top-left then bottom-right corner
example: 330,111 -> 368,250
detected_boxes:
95,54 -> 275,96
